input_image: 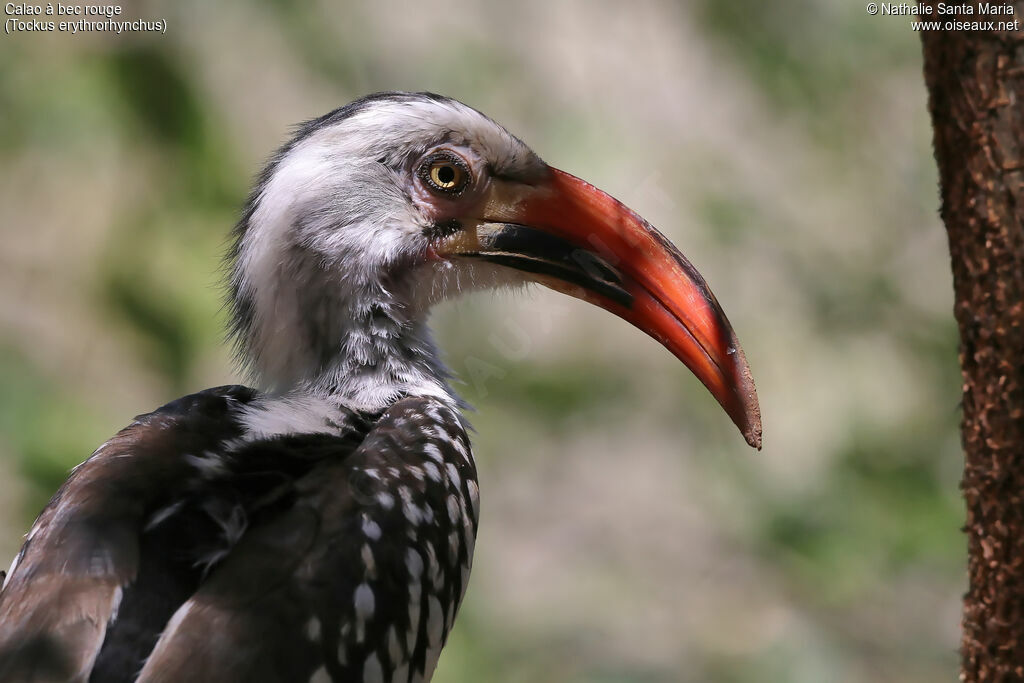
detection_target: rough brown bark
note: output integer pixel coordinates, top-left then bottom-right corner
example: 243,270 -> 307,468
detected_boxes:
920,5 -> 1024,680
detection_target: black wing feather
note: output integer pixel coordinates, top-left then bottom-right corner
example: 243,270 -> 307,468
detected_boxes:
0,390 -> 477,683
135,396 -> 478,683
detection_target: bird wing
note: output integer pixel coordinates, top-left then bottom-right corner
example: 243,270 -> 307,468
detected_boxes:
134,395 -> 479,683
0,390 -> 477,683
0,385 -> 262,682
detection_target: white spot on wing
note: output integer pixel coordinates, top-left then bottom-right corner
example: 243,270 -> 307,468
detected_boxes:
355,583 -> 375,619
447,530 -> 460,563
363,652 -> 383,683
361,515 -> 382,541
354,582 -> 375,643
466,479 -> 480,521
387,625 -> 403,667
445,463 -> 461,490
450,436 -> 470,462
446,495 -> 460,524
306,617 -> 321,641
424,596 -> 445,678
446,598 -> 456,636
361,543 -> 376,578
421,443 -> 444,463
424,542 -> 441,591
399,486 -> 423,526
406,549 -> 423,653
406,548 -> 423,579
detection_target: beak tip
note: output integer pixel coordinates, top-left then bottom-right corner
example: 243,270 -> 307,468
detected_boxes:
730,392 -> 761,450
741,412 -> 763,451
727,343 -> 762,451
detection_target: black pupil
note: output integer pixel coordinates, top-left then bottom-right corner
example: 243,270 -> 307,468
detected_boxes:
437,165 -> 456,185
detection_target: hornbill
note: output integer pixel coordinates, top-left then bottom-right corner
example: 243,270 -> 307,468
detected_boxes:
0,92 -> 761,682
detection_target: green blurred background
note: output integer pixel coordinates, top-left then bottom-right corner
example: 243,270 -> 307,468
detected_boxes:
0,1 -> 960,681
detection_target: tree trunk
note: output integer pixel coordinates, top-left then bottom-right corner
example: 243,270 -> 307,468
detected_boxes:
919,6 -> 1024,680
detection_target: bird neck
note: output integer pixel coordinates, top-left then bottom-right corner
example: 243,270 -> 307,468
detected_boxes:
236,265 -> 456,411
301,288 -> 457,410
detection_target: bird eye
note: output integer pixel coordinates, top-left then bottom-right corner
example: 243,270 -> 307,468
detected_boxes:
420,152 -> 471,195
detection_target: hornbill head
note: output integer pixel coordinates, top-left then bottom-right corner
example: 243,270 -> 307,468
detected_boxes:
231,92 -> 761,448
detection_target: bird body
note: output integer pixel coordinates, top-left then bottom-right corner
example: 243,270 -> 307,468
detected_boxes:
0,92 -> 760,682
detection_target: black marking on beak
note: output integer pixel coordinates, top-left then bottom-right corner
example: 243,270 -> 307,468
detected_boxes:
425,219 -> 462,240
458,223 -> 633,308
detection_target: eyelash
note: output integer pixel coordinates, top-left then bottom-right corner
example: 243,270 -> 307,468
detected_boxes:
419,152 -> 471,195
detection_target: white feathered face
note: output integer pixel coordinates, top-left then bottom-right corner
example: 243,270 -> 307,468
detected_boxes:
230,93 -> 760,448
233,95 -> 549,313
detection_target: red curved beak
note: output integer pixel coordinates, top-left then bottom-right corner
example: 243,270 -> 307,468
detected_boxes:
485,168 -> 761,448
532,169 -> 765,448
440,166 -> 761,448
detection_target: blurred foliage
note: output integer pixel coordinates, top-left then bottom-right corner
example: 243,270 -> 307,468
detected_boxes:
0,350 -> 94,507
0,2 -> 960,681
696,0 -> 920,145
